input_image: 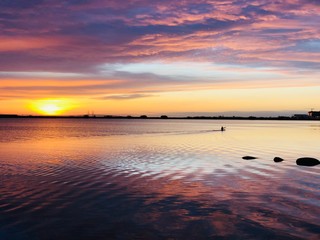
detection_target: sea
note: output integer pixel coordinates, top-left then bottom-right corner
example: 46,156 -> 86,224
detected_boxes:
0,118 -> 319,239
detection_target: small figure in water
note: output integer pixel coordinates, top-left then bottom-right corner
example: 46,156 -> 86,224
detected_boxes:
221,126 -> 225,131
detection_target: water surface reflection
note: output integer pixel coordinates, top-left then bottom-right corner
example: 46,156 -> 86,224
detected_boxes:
0,119 -> 319,239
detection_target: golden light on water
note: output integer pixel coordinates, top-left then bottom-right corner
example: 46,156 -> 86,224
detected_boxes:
29,99 -> 74,115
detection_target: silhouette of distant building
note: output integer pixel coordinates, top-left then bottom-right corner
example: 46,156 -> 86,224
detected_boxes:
308,111 -> 320,119
292,114 -> 309,120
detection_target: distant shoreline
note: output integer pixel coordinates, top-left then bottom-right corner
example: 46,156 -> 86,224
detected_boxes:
0,114 -> 319,121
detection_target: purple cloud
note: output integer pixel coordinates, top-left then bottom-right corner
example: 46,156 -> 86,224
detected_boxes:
0,0 -> 319,100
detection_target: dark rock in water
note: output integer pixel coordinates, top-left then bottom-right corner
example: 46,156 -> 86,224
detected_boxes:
242,156 -> 257,160
296,157 -> 320,166
274,157 -> 284,162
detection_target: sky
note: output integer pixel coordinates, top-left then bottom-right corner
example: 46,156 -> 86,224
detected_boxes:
0,0 -> 319,116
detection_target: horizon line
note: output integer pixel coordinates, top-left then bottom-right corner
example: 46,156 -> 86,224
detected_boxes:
0,113 -> 318,120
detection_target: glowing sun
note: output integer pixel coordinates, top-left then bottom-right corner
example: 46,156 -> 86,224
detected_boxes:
29,99 -> 73,115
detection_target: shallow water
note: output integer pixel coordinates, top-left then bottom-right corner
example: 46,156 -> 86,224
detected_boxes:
0,118 -> 319,239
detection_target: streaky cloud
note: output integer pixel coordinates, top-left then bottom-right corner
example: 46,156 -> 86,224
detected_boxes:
0,0 -> 319,108
95,94 -> 155,100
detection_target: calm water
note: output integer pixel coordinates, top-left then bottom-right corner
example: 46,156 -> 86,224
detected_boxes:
0,118 -> 319,239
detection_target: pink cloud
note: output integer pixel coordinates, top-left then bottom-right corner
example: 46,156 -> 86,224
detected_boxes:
0,36 -> 69,51
0,0 -> 319,100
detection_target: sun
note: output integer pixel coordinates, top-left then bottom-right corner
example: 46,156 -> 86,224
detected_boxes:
29,99 -> 73,115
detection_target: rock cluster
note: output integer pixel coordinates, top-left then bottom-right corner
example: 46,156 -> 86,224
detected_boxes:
241,156 -> 319,167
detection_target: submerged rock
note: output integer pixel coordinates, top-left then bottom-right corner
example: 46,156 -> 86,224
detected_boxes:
242,156 -> 257,160
296,157 -> 320,166
274,157 -> 284,162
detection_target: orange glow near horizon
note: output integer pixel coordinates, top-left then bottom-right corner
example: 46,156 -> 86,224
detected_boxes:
0,1 -> 320,116
0,85 -> 319,116
29,99 -> 74,116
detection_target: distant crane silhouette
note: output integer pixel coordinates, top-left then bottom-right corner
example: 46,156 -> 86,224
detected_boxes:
84,110 -> 96,117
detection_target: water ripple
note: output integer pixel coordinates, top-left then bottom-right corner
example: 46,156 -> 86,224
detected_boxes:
1,119 -> 319,239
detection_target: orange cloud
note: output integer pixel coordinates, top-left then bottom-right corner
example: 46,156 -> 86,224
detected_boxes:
0,37 -> 67,51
